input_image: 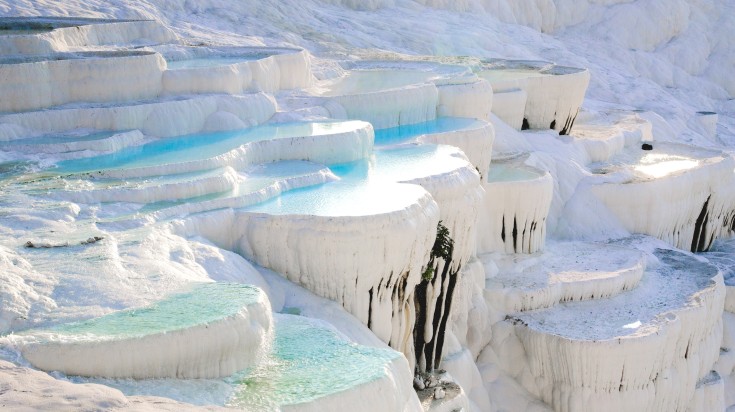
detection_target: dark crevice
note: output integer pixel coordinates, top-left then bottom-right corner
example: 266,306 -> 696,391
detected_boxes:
522,118 -> 530,130
512,217 -> 519,252
433,263 -> 459,368
691,195 -> 711,252
559,110 -> 579,135
367,287 -> 374,330
500,215 -> 506,242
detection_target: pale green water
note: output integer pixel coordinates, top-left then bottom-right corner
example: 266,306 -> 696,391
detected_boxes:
42,283 -> 262,339
227,314 -> 399,409
486,163 -> 543,182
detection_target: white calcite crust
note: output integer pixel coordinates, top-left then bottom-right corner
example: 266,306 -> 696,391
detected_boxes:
0,93 -> 276,138
175,185 -> 439,368
571,112 -> 654,162
0,51 -> 165,112
0,18 -> 178,55
436,77 -> 493,121
478,159 -> 553,254
482,241 -> 646,313
499,249 -> 725,412
0,360 -> 226,411
417,119 -> 495,183
317,60 -> 471,129
162,46 -> 312,95
479,60 -> 590,133
590,144 -> 735,252
326,83 -> 439,129
491,89 -> 527,130
7,284 -> 273,380
0,130 -> 146,154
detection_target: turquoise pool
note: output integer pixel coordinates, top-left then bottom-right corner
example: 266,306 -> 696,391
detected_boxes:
54,121 -> 365,174
244,144 -> 467,216
374,117 -> 480,146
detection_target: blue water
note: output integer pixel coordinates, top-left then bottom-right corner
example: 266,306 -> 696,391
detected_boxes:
244,144 -> 467,216
374,117 -> 480,146
55,122 -> 363,174
135,161 -> 330,215
227,314 -> 399,409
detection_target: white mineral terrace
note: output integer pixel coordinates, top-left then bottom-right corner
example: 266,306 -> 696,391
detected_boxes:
589,142 -> 735,252
505,248 -> 724,412
374,117 -> 496,180
184,144 -> 483,365
3,283 -> 272,379
0,93 -> 277,138
0,17 -> 178,55
0,9 -> 733,412
314,60 -> 487,129
570,111 -> 654,162
478,156 -> 553,254
483,241 -> 646,313
477,60 -> 590,134
159,45 -> 313,94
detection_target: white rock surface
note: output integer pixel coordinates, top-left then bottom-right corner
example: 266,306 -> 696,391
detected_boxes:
0,51 -> 165,112
0,93 -> 276,138
478,158 -> 553,254
162,46 -> 312,95
498,249 -> 725,412
589,143 -> 735,252
482,241 -> 646,313
0,18 -> 177,55
0,360 -> 226,411
5,283 -> 273,379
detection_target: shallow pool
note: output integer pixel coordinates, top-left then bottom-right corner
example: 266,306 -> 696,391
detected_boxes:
55,121 -> 365,174
244,144 -> 467,216
227,314 -> 399,409
486,162 -> 544,182
25,283 -> 262,340
374,117 -> 481,146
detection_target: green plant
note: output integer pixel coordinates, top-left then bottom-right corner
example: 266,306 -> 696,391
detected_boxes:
421,221 -> 454,281
431,221 -> 454,262
422,266 -> 434,281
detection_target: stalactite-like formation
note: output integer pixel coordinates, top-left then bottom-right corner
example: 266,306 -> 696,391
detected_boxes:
413,221 -> 461,373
